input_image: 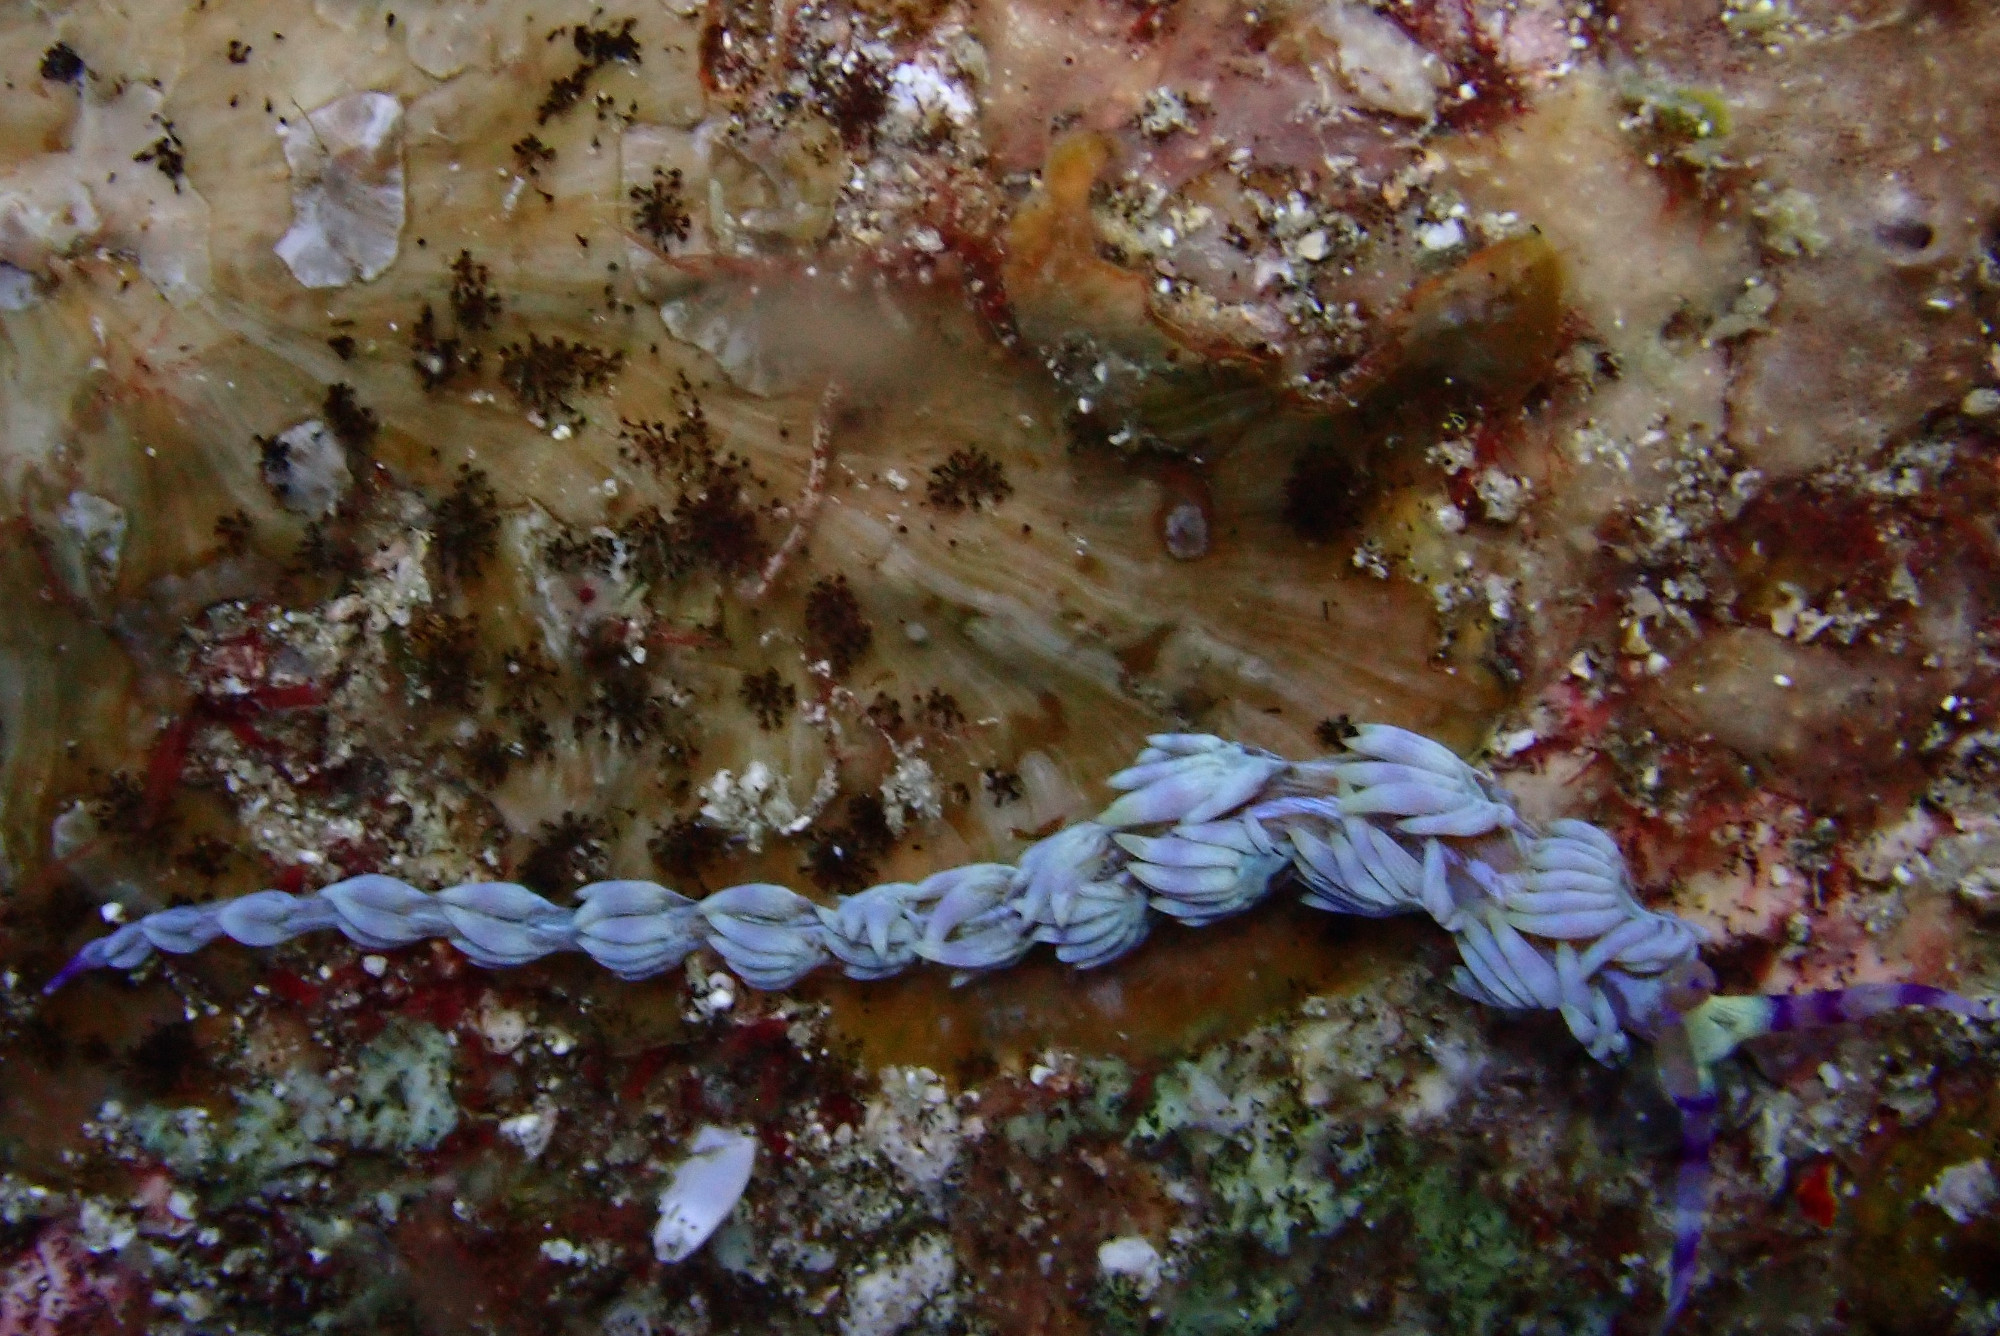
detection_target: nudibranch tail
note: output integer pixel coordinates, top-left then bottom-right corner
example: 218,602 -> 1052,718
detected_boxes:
1663,1088 -> 1720,1333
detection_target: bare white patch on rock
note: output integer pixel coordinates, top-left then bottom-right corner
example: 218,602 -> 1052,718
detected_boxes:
0,84 -> 210,296
862,1066 -> 964,1190
840,1234 -> 955,1336
263,420 -> 354,518
1316,2 -> 1449,121
0,262 -> 42,310
54,491 -> 127,598
275,92 -> 406,289
698,760 -> 837,850
879,753 -> 942,835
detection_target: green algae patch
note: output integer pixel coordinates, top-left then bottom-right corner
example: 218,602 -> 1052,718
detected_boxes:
1090,1240 -> 1304,1336
1352,1134 -> 1620,1336
1001,1056 -> 1133,1156
1407,1160 -> 1529,1335
1132,1034 -> 1368,1254
124,1019 -> 458,1194
1162,1247 -> 1303,1336
1621,81 -> 1731,144
1844,1073 -> 2000,1335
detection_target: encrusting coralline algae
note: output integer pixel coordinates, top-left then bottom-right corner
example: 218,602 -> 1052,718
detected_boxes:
49,723 -> 2000,1325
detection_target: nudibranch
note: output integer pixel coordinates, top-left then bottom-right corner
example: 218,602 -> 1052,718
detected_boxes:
47,723 -> 1998,1325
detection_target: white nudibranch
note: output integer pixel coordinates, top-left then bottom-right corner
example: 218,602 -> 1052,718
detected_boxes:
48,723 -> 1699,1058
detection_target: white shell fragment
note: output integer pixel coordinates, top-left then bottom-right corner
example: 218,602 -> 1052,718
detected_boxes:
1316,1 -> 1449,120
0,262 -> 38,311
1925,1158 -> 1998,1225
53,490 -> 127,598
274,92 -> 407,289
496,1101 -> 559,1161
652,1125 -> 758,1262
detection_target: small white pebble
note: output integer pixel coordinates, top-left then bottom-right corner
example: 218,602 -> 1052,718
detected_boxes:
1773,673 -> 1793,687
904,622 -> 930,645
1926,1159 -> 1998,1224
697,973 -> 737,1017
1097,1236 -> 1163,1297
1961,387 -> 2000,417
499,1103 -> 560,1160
100,902 -> 126,924
477,1001 -> 531,1055
361,955 -> 388,977
1416,218 -> 1466,251
1160,500 -> 1209,560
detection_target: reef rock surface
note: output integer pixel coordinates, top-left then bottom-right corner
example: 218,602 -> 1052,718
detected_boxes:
1,0 -> 1998,1331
